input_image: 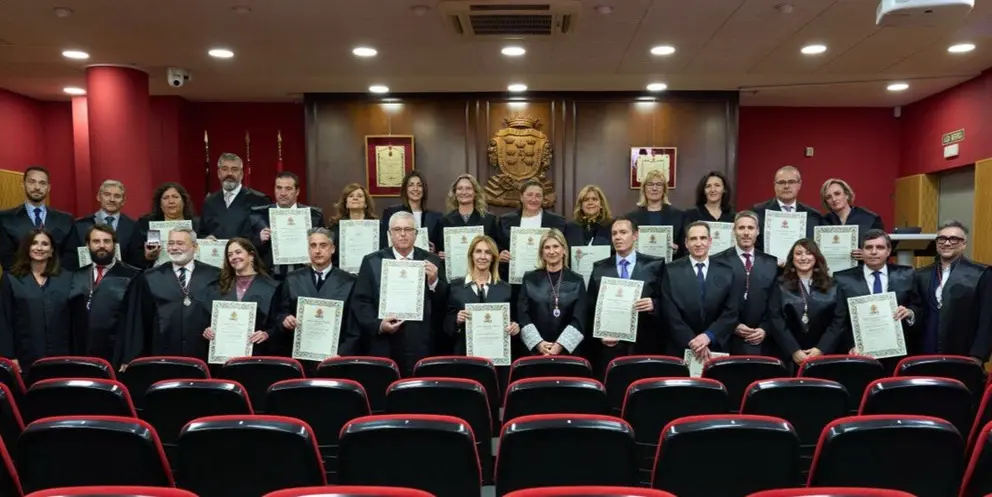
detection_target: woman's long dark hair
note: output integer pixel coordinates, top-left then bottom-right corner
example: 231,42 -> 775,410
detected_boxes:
10,229 -> 60,277
217,237 -> 269,294
150,182 -> 196,221
400,170 -> 429,209
781,238 -> 832,292
694,171 -> 733,212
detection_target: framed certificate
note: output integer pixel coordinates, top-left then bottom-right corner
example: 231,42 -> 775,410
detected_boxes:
630,147 -> 677,190
292,297 -> 344,362
465,302 -> 512,366
148,220 -> 193,266
508,227 -> 549,284
339,219 -> 381,274
706,222 -> 735,255
378,258 -> 427,321
443,226 -> 485,281
208,300 -> 256,364
571,245 -> 611,287
593,277 -> 644,343
848,292 -> 907,359
815,225 -> 859,275
365,135 -> 415,197
763,210 -> 807,264
77,244 -> 122,267
271,207 -> 313,265
635,225 -> 675,262
196,239 -> 228,268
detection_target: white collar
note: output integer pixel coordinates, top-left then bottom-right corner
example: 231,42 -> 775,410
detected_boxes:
778,200 -> 797,210
312,265 -> 332,277
864,264 -> 888,277
464,274 -> 494,287
689,256 -> 710,266
171,259 -> 195,272
224,184 -> 243,198
735,246 -> 755,258
393,248 -> 415,260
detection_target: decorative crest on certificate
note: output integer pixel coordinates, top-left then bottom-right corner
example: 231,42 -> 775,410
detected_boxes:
593,277 -> 644,342
148,220 -> 193,266
848,292 -> 907,359
196,239 -> 228,268
377,258 -> 427,321
208,300 -> 256,364
339,219 -> 381,274
292,297 -> 344,362
444,226 -> 485,281
77,244 -> 122,267
814,225 -> 858,275
465,302 -> 512,366
270,207 -> 313,265
508,227 -> 550,284
635,226 -> 674,262
763,210 -> 807,264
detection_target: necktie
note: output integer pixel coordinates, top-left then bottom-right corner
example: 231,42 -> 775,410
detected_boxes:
872,270 -> 883,294
224,191 -> 234,207
315,271 -> 325,290
619,259 -> 630,279
104,216 -> 115,228
176,267 -> 189,292
742,253 -> 752,296
33,208 -> 42,227
94,265 -> 105,286
696,262 -> 706,309
477,284 -> 487,303
783,206 -> 793,212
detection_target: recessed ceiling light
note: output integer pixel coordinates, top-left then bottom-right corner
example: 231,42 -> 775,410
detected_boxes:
63,87 -> 86,95
948,43 -> 975,53
801,44 -> 827,55
61,50 -> 89,60
507,83 -> 528,92
646,82 -> 668,92
208,48 -> 234,59
369,85 -> 390,94
353,47 -> 378,57
887,82 -> 909,92
502,46 -> 526,57
650,45 -> 676,56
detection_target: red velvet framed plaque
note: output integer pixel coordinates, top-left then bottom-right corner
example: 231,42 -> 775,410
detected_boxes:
629,146 -> 677,190
365,135 -> 415,197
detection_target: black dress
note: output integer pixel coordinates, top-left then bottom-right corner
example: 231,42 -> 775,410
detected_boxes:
517,268 -> 587,356
0,271 -> 74,374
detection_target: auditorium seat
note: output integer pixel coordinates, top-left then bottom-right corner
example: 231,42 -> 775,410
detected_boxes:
603,355 -> 688,413
504,486 -> 676,497
26,487 -> 198,497
798,355 -> 884,412
701,355 -> 787,411
140,379 -> 253,463
414,355 -> 500,432
503,377 -> 609,424
966,384 -> 992,456
746,488 -> 916,497
28,357 -> 114,386
0,383 -> 24,461
265,379 -> 370,483
22,379 -> 135,423
0,358 -> 27,402
338,414 -> 480,497
621,378 -> 729,485
859,376 -> 973,437
651,414 -> 801,496
175,415 -> 326,497
962,420 -> 992,497
807,415 -> 963,496
121,356 -> 210,408
896,354 -> 988,397
385,378 -> 492,484
263,486 -> 434,497
218,357 -> 304,413
17,416 -> 171,494
508,356 -> 593,383
496,414 -> 637,496
315,357 -> 400,414
740,378 -> 849,471
0,437 -> 21,497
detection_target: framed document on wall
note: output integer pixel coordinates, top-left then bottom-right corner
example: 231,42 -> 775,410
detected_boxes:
365,135 -> 415,197
629,147 -> 677,190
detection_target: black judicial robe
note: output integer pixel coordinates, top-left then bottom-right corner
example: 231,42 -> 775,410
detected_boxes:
62,213 -> 137,270
243,204 -> 325,278
586,253 -> 665,367
444,278 -> 513,355
713,248 -> 781,355
625,206 -> 687,259
437,210 -> 501,254
832,264 -> 920,354
660,258 -> 738,355
0,271 -> 73,373
517,268 -> 587,355
0,205 -> 74,270
125,216 -> 202,269
200,187 -> 272,240
205,275 -> 280,355
68,262 -> 140,362
683,205 -> 735,225
564,221 -> 613,252
381,204 -> 443,251
769,280 -> 843,358
753,199 -> 822,254
822,206 -> 884,247
118,261 -> 219,364
272,267 -> 359,357
913,258 -> 992,359
351,247 -> 448,376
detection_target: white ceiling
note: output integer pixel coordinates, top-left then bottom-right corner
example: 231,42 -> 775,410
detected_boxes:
1,0 -> 991,106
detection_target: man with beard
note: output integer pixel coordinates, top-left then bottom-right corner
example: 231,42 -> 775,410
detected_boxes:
200,153 -> 271,240
117,227 -> 220,367
243,172 -> 325,281
0,166 -> 73,270
68,224 -> 140,362
63,179 -> 136,269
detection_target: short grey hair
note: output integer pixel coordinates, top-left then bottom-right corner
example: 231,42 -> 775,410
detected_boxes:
389,210 -> 415,229
775,165 -> 802,181
938,219 -> 969,236
217,153 -> 243,168
307,227 -> 336,245
98,179 -> 126,197
169,227 -> 197,243
734,210 -> 759,225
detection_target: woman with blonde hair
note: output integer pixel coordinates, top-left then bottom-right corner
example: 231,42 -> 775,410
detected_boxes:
820,177 -> 884,258
516,228 -> 587,356
566,184 -> 613,248
329,183 -> 377,268
444,235 -> 518,356
437,174 -> 501,260
625,169 -> 685,258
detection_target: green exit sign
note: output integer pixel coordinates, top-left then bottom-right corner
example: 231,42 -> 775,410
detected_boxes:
942,129 -> 965,145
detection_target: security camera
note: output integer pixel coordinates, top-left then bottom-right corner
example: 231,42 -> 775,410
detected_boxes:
167,67 -> 191,88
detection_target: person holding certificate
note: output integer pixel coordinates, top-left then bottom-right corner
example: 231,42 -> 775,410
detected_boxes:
445,235 -> 518,357
202,238 -> 279,358
768,239 -> 843,369
586,216 -> 664,375
753,166 -> 822,261
328,183 -> 379,270
624,169 -> 685,258
352,211 -> 447,377
243,172 -> 325,281
126,182 -> 201,269
381,171 -> 442,253
565,185 -> 613,248
517,229 -> 587,357
820,178 -> 884,259
437,174 -> 501,259
660,222 -> 738,361
272,228 -> 360,362
683,172 -> 735,224
497,180 -> 567,286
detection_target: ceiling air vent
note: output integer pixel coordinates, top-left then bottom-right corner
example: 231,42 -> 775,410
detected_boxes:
440,0 -> 580,37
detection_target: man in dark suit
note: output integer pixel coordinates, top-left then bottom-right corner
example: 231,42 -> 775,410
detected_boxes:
0,166 -> 73,270
586,216 -> 665,374
713,210 -> 781,355
913,220 -> 991,362
753,165 -> 822,259
200,153 -> 271,240
351,211 -> 448,377
661,221 -> 739,360
832,229 -> 921,359
63,179 -> 137,269
272,227 -> 359,358
243,172 -> 325,280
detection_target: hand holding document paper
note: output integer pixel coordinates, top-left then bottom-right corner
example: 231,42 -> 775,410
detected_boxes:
292,297 -> 344,362
270,207 -> 312,265
593,277 -> 643,343
378,259 -> 427,321
208,301 -> 256,364
684,349 -> 729,378
848,292 -> 907,359
465,302 -> 512,366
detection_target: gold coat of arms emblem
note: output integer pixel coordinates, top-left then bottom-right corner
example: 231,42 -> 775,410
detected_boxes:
485,113 -> 556,208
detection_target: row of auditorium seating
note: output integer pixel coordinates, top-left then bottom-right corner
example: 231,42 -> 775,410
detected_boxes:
2,411 -> 992,497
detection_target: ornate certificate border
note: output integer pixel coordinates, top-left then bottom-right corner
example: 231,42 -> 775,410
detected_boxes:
508,227 -> 550,285
365,135 -> 415,197
814,225 -> 859,275
465,302 -> 512,366
593,276 -> 644,342
292,297 -> 344,362
443,225 -> 485,281
629,146 -> 678,190
208,300 -> 257,365
377,258 -> 427,321
848,292 -> 907,359
270,207 -> 313,266
635,225 -> 675,262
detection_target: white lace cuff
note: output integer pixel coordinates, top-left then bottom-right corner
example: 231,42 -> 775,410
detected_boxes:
557,325 -> 584,353
521,324 -> 542,351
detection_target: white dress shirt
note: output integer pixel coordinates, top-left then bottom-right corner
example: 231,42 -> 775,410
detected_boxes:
689,256 -> 710,278
224,184 -> 243,207
735,246 -> 755,270
172,259 -> 195,285
778,200 -> 797,212
863,264 -> 888,293
519,211 -> 543,228
616,252 -> 637,277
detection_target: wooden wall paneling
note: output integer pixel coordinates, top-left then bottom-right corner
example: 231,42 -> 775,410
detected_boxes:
893,173 -> 939,267
972,158 -> 992,263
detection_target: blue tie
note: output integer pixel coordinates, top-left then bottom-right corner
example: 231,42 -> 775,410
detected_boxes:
696,262 -> 706,307
104,216 -> 115,229
619,259 -> 629,279
872,270 -> 883,294
33,208 -> 42,228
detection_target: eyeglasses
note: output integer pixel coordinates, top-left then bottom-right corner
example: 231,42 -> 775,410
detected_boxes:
390,227 -> 417,234
775,180 -> 800,186
644,182 -> 665,188
936,236 -> 965,245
